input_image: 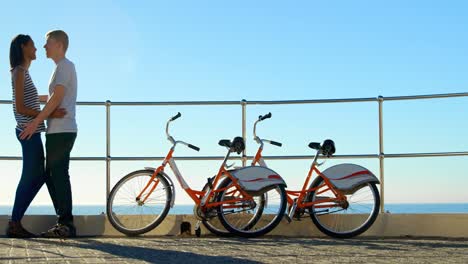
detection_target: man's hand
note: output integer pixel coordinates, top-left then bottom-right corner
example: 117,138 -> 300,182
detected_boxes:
50,108 -> 67,118
19,119 -> 41,140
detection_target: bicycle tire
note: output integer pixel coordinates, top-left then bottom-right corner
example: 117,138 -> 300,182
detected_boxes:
307,177 -> 380,238
107,170 -> 172,236
216,177 -> 286,238
202,176 -> 266,236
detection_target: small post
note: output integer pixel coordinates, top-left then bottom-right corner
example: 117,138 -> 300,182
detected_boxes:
106,100 -> 111,202
378,96 -> 385,213
241,99 -> 247,167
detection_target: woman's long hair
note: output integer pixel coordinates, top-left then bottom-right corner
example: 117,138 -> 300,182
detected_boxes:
10,34 -> 32,70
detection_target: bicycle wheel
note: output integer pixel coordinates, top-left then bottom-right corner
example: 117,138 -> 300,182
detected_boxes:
107,170 -> 172,236
216,177 -> 286,238
307,177 -> 380,238
202,177 -> 265,237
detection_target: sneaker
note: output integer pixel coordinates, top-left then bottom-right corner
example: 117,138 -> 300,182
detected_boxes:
41,224 -> 77,238
6,221 -> 37,238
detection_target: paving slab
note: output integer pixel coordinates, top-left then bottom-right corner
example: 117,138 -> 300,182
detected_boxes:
0,237 -> 467,263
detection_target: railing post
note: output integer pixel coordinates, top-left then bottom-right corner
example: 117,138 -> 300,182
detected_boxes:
106,100 -> 111,202
241,99 -> 247,167
378,96 -> 385,213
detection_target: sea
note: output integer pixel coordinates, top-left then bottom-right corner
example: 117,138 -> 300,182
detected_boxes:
0,203 -> 467,215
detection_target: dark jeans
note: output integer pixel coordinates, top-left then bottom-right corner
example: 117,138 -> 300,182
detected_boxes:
11,129 -> 46,222
45,133 -> 77,227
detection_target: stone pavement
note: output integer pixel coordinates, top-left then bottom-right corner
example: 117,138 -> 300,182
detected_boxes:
0,237 -> 467,264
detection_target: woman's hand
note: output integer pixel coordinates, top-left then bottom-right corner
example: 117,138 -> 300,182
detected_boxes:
19,120 -> 41,140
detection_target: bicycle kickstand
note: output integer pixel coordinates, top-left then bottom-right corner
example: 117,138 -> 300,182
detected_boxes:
195,220 -> 201,237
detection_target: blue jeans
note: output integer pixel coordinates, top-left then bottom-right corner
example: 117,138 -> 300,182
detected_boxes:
11,129 -> 46,222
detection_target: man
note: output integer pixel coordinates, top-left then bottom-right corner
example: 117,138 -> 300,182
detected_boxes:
20,30 -> 78,238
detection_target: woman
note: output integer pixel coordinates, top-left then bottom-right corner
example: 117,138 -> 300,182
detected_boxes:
7,34 -> 65,238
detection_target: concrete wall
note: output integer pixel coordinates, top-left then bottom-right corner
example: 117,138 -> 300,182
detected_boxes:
1,214 -> 467,238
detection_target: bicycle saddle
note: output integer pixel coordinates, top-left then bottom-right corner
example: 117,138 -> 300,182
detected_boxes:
218,139 -> 231,148
321,139 -> 335,157
308,142 -> 321,150
231,137 -> 245,154
218,137 -> 245,154
308,139 -> 336,157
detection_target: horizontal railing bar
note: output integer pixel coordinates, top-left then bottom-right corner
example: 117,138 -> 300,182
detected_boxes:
109,101 -> 241,106
383,92 -> 468,101
0,156 -> 22,161
2,92 -> 467,107
112,156 -> 231,161
0,100 -> 106,106
77,102 -> 107,106
385,151 -> 468,158
246,98 -> 378,104
0,156 -> 106,161
71,157 -> 107,161
264,154 -> 378,159
110,154 -> 378,161
0,99 -> 380,106
0,154 -> 375,161
3,152 -> 467,162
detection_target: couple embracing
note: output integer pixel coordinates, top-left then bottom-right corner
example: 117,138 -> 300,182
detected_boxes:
7,30 -> 77,238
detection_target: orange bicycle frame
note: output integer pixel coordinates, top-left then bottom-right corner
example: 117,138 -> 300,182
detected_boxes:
251,147 -> 346,211
136,147 -> 254,211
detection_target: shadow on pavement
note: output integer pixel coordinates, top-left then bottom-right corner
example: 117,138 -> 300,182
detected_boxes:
202,237 -> 468,252
15,238 -> 261,264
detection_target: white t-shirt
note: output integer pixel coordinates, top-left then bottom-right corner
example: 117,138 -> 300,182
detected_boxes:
46,57 -> 78,134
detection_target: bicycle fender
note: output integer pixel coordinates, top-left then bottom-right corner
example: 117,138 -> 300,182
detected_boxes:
231,166 -> 287,193
145,167 -> 175,208
319,163 -> 380,193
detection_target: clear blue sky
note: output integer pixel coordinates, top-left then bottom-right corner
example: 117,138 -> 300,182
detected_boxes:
1,0 -> 467,206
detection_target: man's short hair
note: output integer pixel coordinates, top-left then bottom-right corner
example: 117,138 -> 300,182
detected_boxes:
46,30 -> 69,52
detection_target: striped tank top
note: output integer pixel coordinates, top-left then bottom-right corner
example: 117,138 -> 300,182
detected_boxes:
11,66 -> 46,133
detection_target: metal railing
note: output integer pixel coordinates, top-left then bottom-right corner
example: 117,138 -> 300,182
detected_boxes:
2,92 -> 468,213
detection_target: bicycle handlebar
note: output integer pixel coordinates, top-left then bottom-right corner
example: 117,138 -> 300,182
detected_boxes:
254,112 -> 282,147
170,112 -> 181,121
188,144 -> 200,152
166,112 -> 200,151
258,112 -> 272,121
270,140 -> 282,147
